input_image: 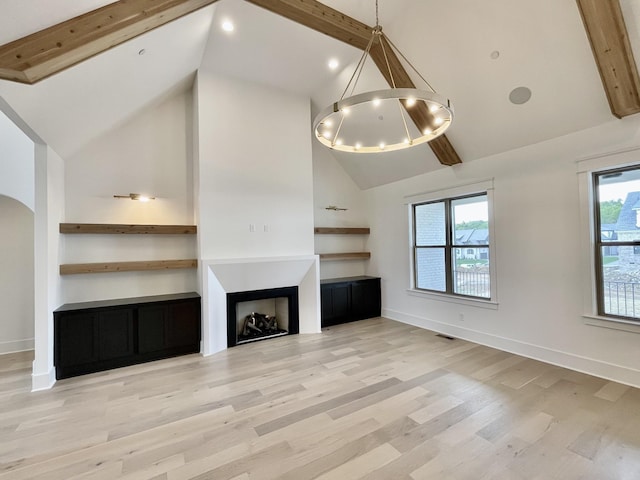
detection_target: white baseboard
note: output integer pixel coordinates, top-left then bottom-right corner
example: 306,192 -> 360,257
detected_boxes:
31,366 -> 56,392
0,338 -> 34,355
383,308 -> 640,389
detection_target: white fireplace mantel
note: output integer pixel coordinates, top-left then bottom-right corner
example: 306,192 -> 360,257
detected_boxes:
200,255 -> 321,355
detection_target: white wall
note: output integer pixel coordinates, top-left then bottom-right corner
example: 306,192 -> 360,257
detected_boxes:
0,108 -> 35,354
0,196 -> 34,354
62,91 -> 197,303
312,138 -> 370,279
365,115 -> 640,387
0,109 -> 34,211
196,72 -> 315,260
32,145 -> 65,391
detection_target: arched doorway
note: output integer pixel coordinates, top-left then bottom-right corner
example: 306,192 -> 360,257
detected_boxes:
0,195 -> 34,354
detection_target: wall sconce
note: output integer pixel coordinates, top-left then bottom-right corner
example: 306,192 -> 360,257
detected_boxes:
113,193 -> 156,202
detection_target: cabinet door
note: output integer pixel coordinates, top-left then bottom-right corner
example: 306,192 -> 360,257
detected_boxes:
56,312 -> 99,367
167,301 -> 200,349
351,279 -> 381,320
321,284 -> 351,327
138,305 -> 168,353
98,309 -> 134,360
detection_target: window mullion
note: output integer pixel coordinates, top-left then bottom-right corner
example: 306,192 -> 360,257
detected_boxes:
445,199 -> 454,294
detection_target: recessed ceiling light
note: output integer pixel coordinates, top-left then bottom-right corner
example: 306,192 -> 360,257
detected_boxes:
372,98 -> 381,107
138,49 -> 146,56
509,86 -> 532,105
328,58 -> 339,70
490,50 -> 500,60
406,97 -> 416,107
222,20 -> 234,32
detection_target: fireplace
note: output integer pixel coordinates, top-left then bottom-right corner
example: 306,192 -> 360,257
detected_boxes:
227,286 -> 299,347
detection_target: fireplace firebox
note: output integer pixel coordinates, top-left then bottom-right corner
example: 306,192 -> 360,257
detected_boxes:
226,286 -> 299,347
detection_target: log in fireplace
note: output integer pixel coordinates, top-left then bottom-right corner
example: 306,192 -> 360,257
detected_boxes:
226,286 -> 299,347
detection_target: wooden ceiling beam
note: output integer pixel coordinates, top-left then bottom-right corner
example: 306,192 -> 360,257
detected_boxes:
369,36 -> 461,166
0,0 -> 462,165
244,0 -> 374,51
246,0 -> 462,166
576,0 -> 640,118
0,0 -> 220,84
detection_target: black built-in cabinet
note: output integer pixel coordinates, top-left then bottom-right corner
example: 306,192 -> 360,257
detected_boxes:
54,292 -> 200,379
320,276 -> 381,327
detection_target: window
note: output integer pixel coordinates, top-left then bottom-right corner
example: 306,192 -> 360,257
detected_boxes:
594,165 -> 640,320
413,193 -> 491,299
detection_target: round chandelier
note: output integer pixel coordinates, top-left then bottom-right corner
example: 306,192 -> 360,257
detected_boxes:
313,3 -> 454,154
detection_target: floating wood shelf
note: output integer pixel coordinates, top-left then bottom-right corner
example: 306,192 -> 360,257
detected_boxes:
60,223 -> 197,235
60,223 -> 197,234
314,227 -> 370,235
319,252 -> 371,261
60,259 -> 197,275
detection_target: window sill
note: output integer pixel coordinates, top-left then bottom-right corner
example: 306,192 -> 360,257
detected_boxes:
407,289 -> 499,310
583,314 -> 640,334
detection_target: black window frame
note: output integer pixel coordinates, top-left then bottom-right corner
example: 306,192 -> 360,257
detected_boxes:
593,165 -> 640,321
412,192 -> 490,300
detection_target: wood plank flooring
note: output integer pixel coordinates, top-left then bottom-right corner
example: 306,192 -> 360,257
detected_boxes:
1,317 -> 640,479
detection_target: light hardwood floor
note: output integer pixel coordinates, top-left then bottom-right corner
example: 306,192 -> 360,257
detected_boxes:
1,317 -> 640,479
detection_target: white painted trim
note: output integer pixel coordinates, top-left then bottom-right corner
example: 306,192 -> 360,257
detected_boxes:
576,155 -> 640,324
31,366 -> 56,392
406,186 -> 498,303
403,178 -> 494,204
577,170 -> 599,317
384,308 -> 640,389
575,144 -> 640,165
583,315 -> 640,334
576,145 -> 640,173
406,289 -> 498,309
0,339 -> 34,355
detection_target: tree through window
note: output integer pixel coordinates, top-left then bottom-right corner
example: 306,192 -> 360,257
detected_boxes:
413,193 -> 491,299
594,166 -> 640,320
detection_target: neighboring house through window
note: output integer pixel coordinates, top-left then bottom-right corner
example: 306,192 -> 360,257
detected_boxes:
412,193 -> 491,299
594,165 -> 640,320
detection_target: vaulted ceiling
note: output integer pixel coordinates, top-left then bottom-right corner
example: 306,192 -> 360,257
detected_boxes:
0,0 -> 639,189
